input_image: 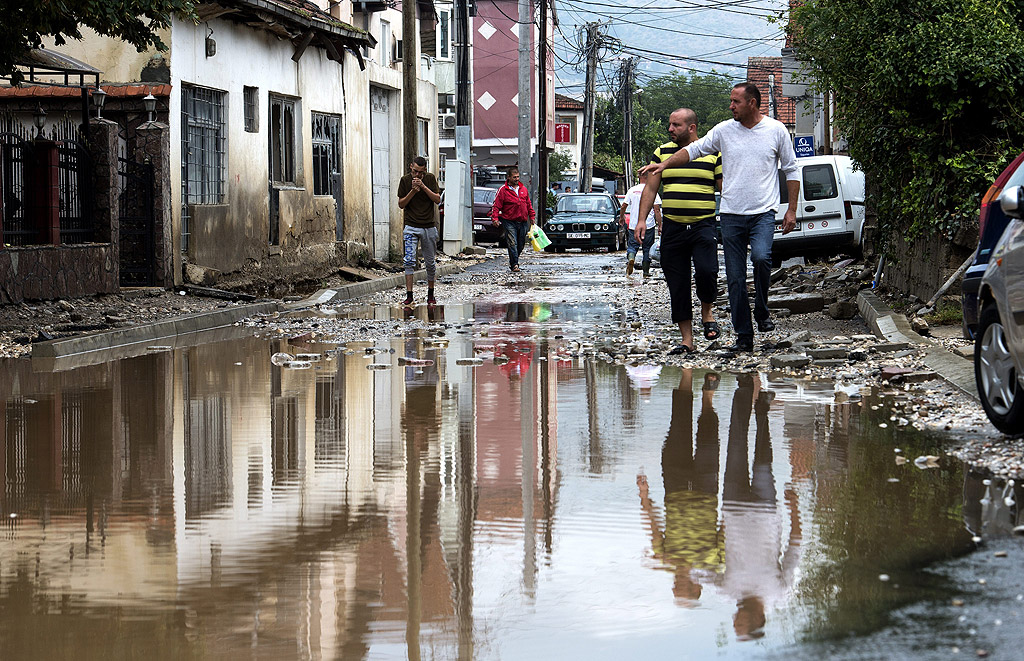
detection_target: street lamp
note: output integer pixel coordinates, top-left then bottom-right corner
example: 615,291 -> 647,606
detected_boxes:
32,104 -> 46,137
143,93 -> 157,122
92,87 -> 107,118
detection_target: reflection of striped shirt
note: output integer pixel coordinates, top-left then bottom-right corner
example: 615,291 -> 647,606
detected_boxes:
651,142 -> 721,224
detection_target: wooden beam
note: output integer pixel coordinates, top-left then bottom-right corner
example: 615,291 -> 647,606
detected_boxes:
323,38 -> 342,62
292,29 -> 315,61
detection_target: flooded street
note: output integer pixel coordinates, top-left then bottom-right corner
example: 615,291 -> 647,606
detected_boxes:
1,253 -> 1023,659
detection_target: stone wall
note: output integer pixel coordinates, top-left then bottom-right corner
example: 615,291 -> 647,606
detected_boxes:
883,231 -> 976,301
0,244 -> 117,304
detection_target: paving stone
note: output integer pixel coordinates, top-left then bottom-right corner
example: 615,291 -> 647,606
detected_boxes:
777,329 -> 812,349
954,345 -> 975,359
771,353 -> 811,369
872,342 -> 911,353
880,366 -> 915,381
808,347 -> 848,360
890,370 -> 939,384
768,293 -> 825,313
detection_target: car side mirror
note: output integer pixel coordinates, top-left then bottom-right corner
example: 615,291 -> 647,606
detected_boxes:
545,208 -> 554,219
999,185 -> 1024,219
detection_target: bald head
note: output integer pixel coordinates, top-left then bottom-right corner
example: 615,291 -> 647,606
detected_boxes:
667,108 -> 698,146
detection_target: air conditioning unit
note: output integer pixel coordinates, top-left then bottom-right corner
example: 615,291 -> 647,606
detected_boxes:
394,39 -> 403,62
441,112 -> 457,130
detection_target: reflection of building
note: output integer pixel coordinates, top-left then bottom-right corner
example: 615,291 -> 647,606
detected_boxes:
0,311 -> 561,655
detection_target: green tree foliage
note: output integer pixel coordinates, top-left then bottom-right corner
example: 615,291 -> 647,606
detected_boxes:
549,147 -> 573,180
789,0 -> 1024,245
0,1 -> 198,83
594,71 -> 734,174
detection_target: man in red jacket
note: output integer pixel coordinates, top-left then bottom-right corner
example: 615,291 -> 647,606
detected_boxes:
490,166 -> 535,272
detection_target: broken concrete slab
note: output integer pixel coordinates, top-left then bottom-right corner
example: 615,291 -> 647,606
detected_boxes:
808,347 -> 849,360
771,354 -> 812,369
768,293 -> 825,313
777,330 -> 812,349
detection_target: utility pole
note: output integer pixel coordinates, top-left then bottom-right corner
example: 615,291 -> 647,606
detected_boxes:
403,0 -> 418,167
620,57 -> 636,186
580,22 -> 599,194
767,73 -> 777,120
823,88 -> 832,154
517,0 -> 531,196
537,0 -> 549,210
452,0 -> 472,251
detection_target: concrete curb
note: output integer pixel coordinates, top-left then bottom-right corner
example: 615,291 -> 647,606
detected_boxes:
857,289 -> 978,400
284,261 -> 470,309
32,301 -> 282,360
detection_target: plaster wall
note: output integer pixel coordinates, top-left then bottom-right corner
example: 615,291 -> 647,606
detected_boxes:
170,16 -> 367,277
41,27 -> 169,83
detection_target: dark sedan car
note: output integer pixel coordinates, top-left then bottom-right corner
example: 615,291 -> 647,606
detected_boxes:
543,193 -> 626,252
962,151 -> 1024,339
471,187 -> 502,244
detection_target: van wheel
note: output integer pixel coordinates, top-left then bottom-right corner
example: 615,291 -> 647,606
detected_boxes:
975,303 -> 1024,433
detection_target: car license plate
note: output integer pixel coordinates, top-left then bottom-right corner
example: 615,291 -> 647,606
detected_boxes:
567,232 -> 591,239
474,224 -> 485,231
775,222 -> 802,232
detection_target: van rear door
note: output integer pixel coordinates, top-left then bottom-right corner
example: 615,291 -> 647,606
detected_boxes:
799,161 -> 844,230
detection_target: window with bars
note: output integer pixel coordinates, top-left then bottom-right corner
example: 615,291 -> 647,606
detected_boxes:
244,86 -> 258,133
181,85 -> 227,251
311,112 -> 342,197
269,95 -> 296,185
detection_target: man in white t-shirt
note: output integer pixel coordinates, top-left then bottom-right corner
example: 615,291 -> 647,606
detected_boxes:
638,82 -> 800,353
620,170 -> 662,277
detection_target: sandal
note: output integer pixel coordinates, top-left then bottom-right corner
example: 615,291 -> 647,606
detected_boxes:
701,320 -> 721,341
668,344 -> 694,356
703,372 -> 720,391
511,265 -> 521,273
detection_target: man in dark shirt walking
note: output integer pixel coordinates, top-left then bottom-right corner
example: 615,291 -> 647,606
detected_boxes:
490,166 -> 535,272
398,156 -> 441,306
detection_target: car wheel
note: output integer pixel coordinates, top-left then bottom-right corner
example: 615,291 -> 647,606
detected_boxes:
975,302 -> 1024,433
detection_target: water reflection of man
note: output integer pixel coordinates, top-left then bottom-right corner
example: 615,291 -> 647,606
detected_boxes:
638,369 -> 723,606
721,372 -> 801,641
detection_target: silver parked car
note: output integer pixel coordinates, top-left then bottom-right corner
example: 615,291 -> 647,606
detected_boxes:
975,184 -> 1024,433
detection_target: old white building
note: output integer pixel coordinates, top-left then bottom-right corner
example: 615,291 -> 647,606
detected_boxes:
45,0 -> 441,285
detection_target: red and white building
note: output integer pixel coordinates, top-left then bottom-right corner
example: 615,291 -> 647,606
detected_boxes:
436,1 -> 556,179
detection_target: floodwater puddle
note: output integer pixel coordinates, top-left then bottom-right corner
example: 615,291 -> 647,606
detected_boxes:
0,300 -> 1020,659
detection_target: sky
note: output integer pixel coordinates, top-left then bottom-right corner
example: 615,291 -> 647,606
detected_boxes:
549,0 -> 790,99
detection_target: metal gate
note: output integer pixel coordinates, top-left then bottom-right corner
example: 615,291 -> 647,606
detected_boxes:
0,132 -> 33,246
118,156 -> 156,286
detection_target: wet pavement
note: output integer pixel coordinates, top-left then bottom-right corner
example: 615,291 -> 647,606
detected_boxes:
1,252 -> 1023,659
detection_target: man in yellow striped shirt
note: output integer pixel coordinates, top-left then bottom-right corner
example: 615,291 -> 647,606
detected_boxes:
638,108 -> 722,353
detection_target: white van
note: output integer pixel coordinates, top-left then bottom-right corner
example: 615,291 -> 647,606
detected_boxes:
773,155 -> 866,262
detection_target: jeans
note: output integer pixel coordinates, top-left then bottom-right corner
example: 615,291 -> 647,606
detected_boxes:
403,225 -> 439,281
661,219 -> 718,323
719,211 -> 775,339
501,219 -> 530,268
626,225 -> 656,265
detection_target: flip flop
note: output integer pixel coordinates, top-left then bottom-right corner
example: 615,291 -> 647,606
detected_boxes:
703,372 -> 720,391
668,344 -> 694,355
701,320 -> 721,341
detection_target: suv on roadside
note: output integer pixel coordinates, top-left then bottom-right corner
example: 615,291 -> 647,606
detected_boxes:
961,151 -> 1024,340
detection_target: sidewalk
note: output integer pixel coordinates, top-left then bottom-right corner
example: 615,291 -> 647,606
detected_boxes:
857,289 -> 977,400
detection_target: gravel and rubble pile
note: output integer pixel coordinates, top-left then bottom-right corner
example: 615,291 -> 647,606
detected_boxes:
0,288 -> 235,359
